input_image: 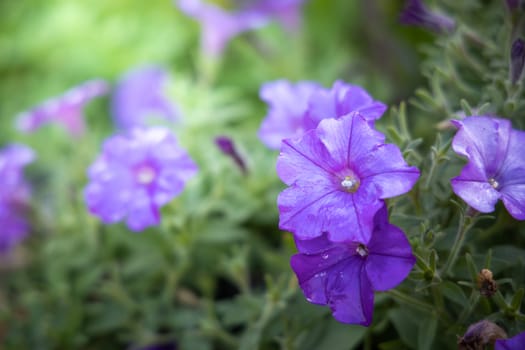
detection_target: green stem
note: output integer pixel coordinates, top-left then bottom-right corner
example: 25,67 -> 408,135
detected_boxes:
387,290 -> 435,314
440,209 -> 476,278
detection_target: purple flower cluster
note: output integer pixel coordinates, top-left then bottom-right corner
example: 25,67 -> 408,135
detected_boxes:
176,0 -> 306,56
269,81 -> 419,325
451,116 -> 525,220
0,144 -> 35,252
85,127 -> 198,231
258,80 -> 387,149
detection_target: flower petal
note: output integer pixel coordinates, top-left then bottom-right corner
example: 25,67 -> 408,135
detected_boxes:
451,176 -> 501,213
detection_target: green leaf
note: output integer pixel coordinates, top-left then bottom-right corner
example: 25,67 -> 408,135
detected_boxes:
441,281 -> 468,307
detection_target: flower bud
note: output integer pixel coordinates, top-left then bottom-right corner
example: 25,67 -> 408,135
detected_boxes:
510,38 -> 525,84
457,320 -> 507,349
399,0 -> 456,34
477,269 -> 497,297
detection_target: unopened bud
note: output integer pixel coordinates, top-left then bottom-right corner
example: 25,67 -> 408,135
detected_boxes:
399,0 -> 456,34
510,38 -> 525,84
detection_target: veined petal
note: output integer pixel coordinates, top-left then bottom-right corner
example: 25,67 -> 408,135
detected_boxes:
501,184 -> 525,220
366,207 -> 416,291
357,144 -> 420,198
451,177 -> 501,213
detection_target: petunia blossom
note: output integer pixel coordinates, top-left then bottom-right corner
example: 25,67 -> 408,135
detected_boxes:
112,66 -> 180,131
0,144 -> 35,252
176,0 -> 306,57
258,80 -> 386,150
277,112 -> 420,242
450,116 -> 525,220
290,205 -> 415,326
16,79 -> 109,136
495,331 -> 525,350
399,0 -> 455,34
304,80 -> 387,130
258,80 -> 321,149
84,127 -> 198,231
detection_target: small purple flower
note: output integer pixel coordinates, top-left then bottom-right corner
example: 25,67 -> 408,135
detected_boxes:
85,127 -> 198,231
277,113 -> 420,242
510,38 -> 525,84
215,136 -> 247,174
291,205 -> 415,326
112,66 -> 179,131
304,80 -> 387,130
258,80 -> 321,149
450,116 -> 525,220
400,0 -> 455,34
176,0 -> 267,57
176,0 -> 306,56
0,144 -> 35,252
495,331 -> 525,350
16,79 -> 109,136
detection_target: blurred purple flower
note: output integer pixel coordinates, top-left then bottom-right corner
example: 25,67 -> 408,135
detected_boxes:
451,116 -> 525,220
85,127 -> 198,231
176,0 -> 306,56
495,331 -> 525,350
258,80 -> 321,149
16,79 -> 109,136
215,136 -> 247,174
258,80 -> 386,150
400,0 -> 455,34
277,113 -> 420,242
505,0 -> 521,11
304,80 -> 387,130
510,38 -> 525,84
112,66 -> 179,130
0,144 -> 35,252
291,205 -> 415,326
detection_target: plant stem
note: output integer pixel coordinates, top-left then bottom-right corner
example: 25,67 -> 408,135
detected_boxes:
440,209 -> 476,278
387,290 -> 435,314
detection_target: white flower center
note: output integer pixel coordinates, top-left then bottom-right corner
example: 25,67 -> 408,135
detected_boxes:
136,165 -> 156,185
488,177 -> 499,189
356,244 -> 368,257
341,173 -> 360,193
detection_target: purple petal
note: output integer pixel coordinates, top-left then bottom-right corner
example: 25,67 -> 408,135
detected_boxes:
258,80 -> 321,149
451,176 -> 501,213
365,207 -> 416,291
291,248 -> 374,325
357,144 -> 420,199
451,117 -> 511,178
495,331 -> 525,350
112,66 -> 179,130
498,129 -> 525,219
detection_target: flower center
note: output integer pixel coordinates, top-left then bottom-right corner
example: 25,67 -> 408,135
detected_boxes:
341,173 -> 360,193
488,177 -> 499,189
356,244 -> 368,258
135,164 -> 157,185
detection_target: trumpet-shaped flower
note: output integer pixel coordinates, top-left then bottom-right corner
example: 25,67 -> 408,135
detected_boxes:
16,79 -> 109,136
258,80 -> 386,149
277,113 -> 419,242
112,66 -> 180,130
495,331 -> 525,350
450,116 -> 525,220
0,144 -> 35,252
176,0 -> 306,56
85,127 -> 198,231
290,205 -> 415,326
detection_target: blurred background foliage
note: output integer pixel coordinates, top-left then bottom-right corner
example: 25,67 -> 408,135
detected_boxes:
4,0 -> 524,349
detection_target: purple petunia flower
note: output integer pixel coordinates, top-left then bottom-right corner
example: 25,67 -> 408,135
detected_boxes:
176,0 -> 306,56
84,127 -> 198,231
0,144 -> 35,252
399,0 -> 455,34
450,116 -> 525,220
112,66 -> 179,131
277,113 -> 420,242
258,80 -> 321,149
304,80 -> 387,130
258,80 -> 386,150
16,79 -> 109,136
291,205 -> 415,326
495,330 -> 525,350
